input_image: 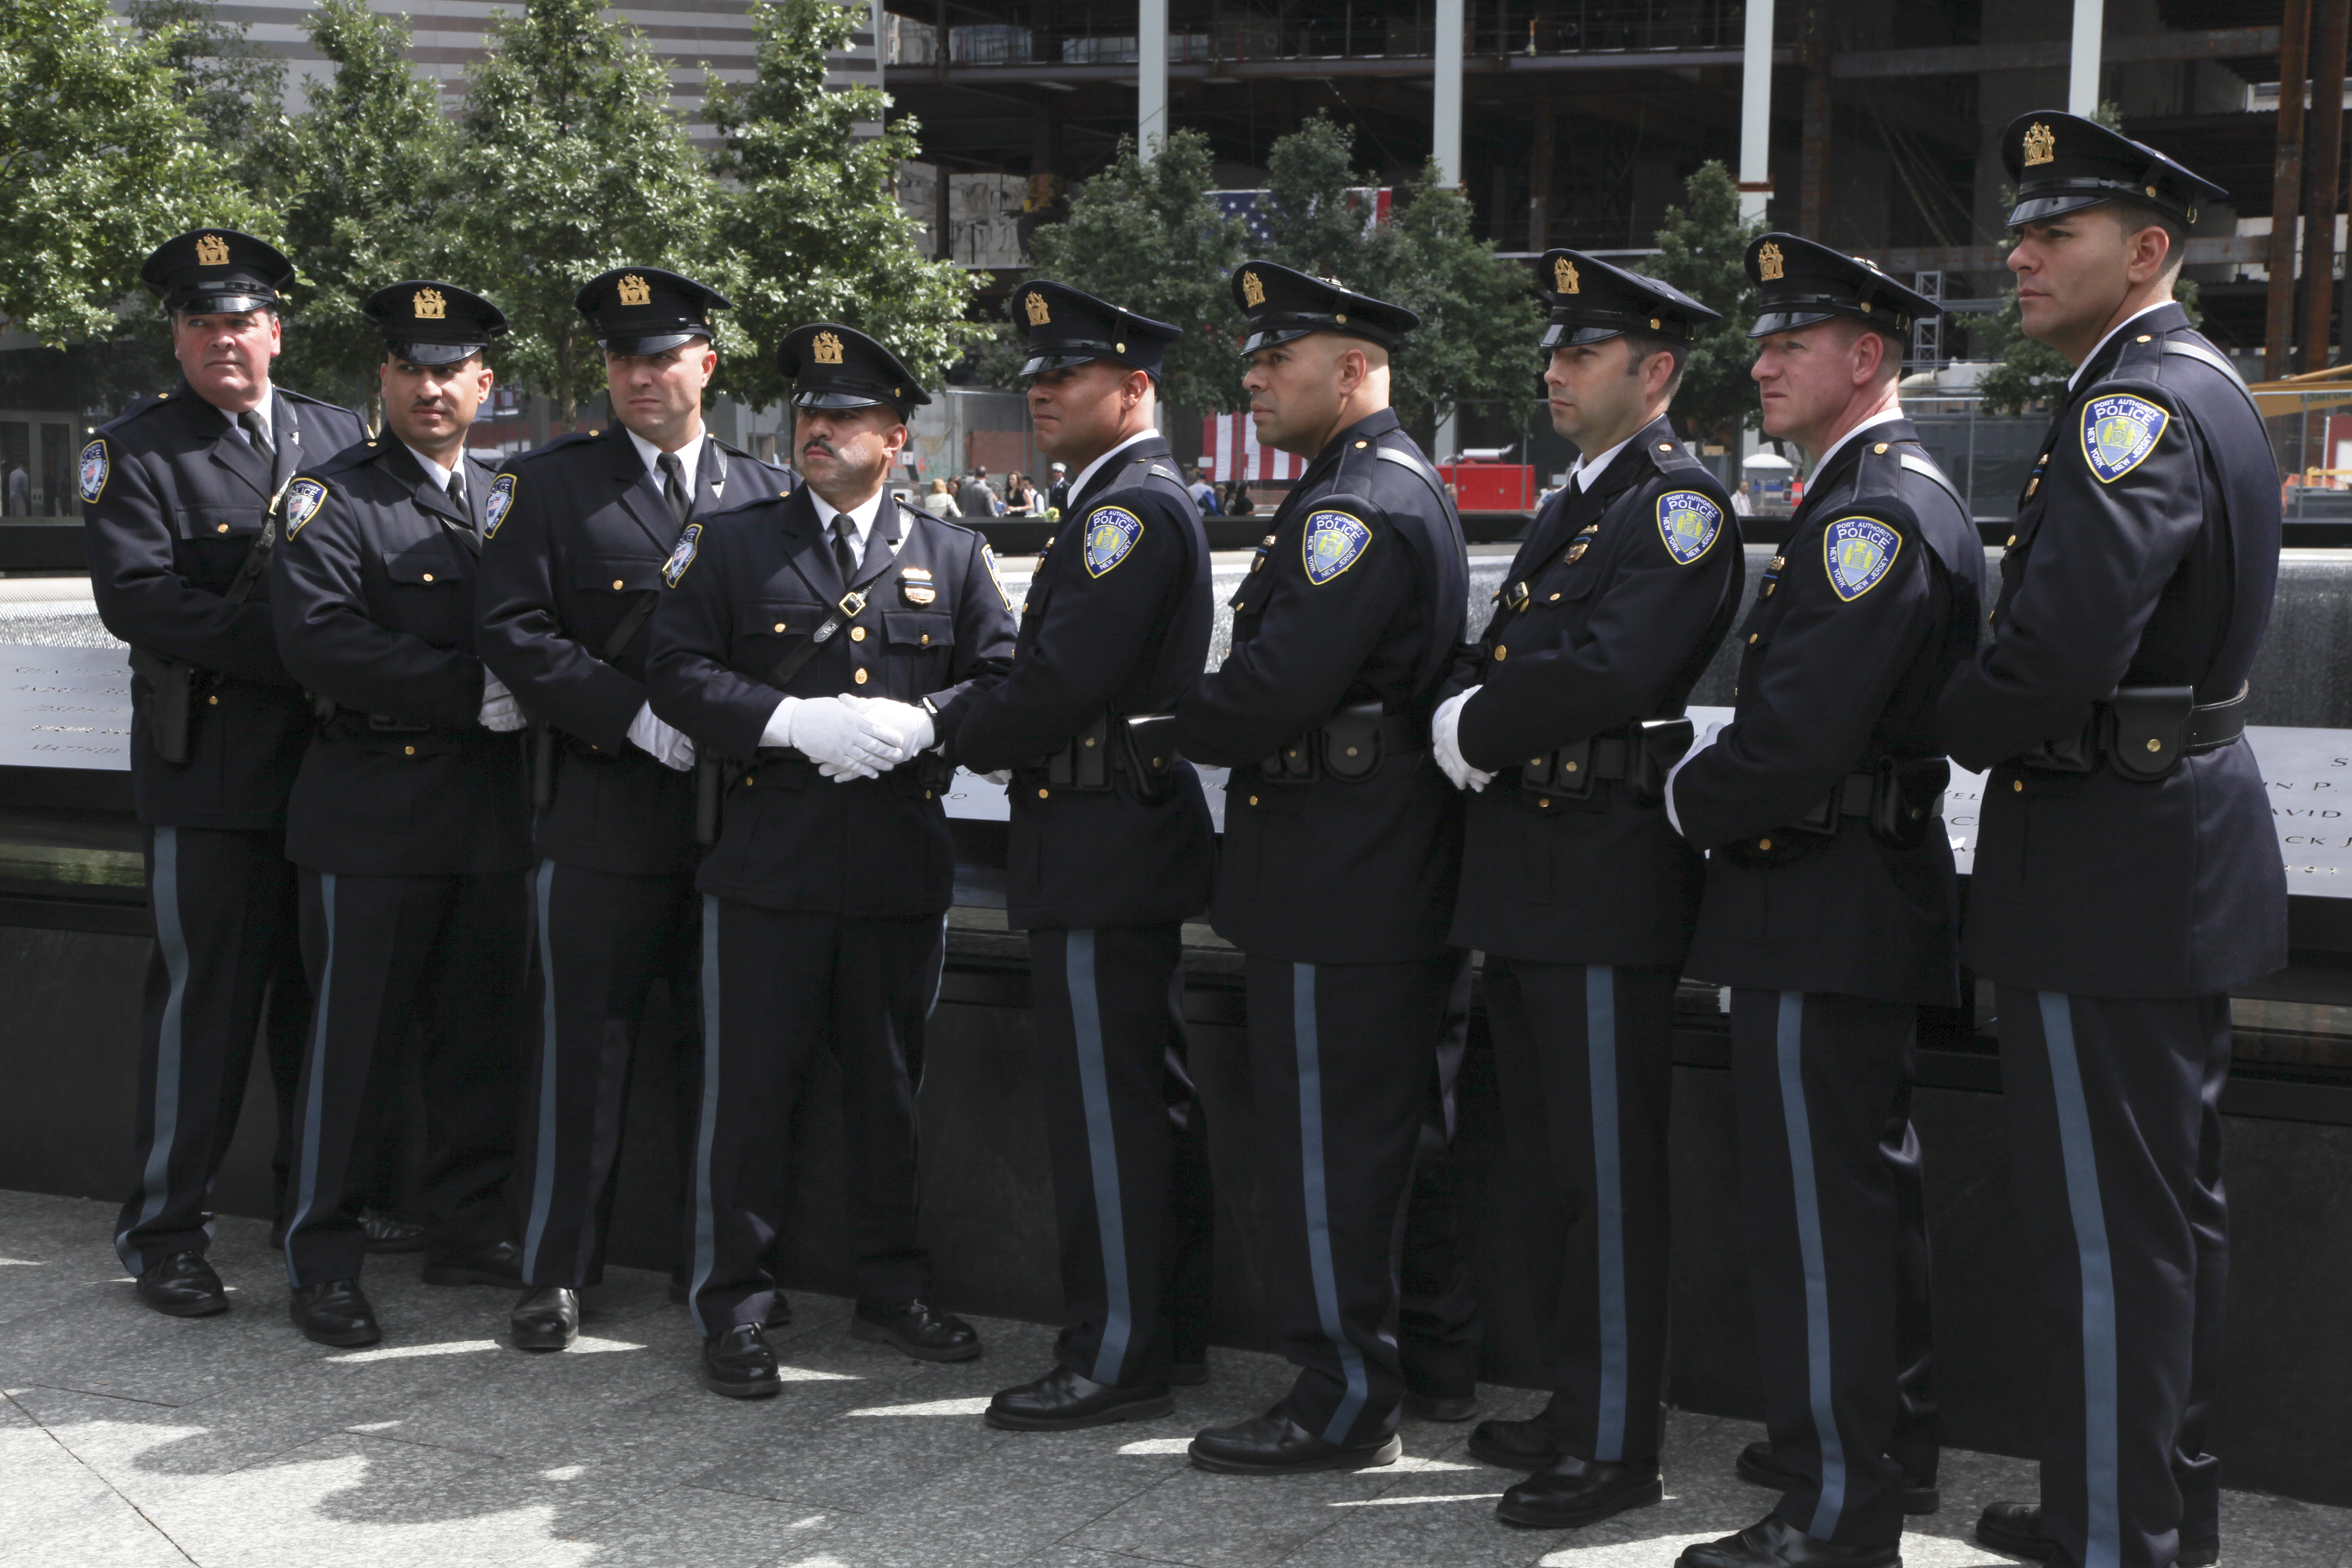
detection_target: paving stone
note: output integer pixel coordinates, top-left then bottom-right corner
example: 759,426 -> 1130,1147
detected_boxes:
505,1481 -> 840,1568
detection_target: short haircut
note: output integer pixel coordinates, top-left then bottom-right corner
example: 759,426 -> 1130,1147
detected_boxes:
1619,329 -> 1687,397
2103,198 -> 2189,277
1827,316 -> 1905,384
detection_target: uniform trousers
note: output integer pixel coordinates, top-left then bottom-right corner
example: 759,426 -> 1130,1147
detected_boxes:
1996,989 -> 2231,1568
1029,924 -> 1213,1387
1729,989 -> 1919,1550
517,860 -> 701,1289
115,825 -> 308,1272
1399,981 -> 1484,1403
282,869 -> 529,1286
1485,959 -> 1681,1463
1243,949 -> 1471,1447
688,898 -> 944,1336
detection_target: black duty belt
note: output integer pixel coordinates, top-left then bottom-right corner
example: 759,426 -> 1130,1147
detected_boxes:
1520,717 -> 1694,805
1722,756 -> 1951,868
2017,683 -> 2247,782
1261,702 -> 1428,784
1032,713 -> 1181,802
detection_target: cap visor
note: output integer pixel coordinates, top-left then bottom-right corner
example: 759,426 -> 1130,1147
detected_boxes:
600,331 -> 705,356
1748,308 -> 1848,339
173,292 -> 278,315
2008,191 -> 2130,227
792,389 -> 891,410
1540,323 -> 1631,349
1021,352 -> 1109,376
386,341 -> 485,366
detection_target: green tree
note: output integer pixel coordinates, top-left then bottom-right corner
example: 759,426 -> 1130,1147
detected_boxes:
0,0 -> 266,345
1644,160 -> 1764,438
127,0 -> 285,160
706,0 -> 976,407
1262,116 -> 1542,433
266,0 -> 459,407
450,0 -> 718,421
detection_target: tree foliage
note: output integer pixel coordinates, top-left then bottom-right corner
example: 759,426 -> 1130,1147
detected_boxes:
706,0 -> 977,406
1643,160 -> 1764,439
0,0 -> 265,346
126,0 -> 285,173
450,0 -> 718,420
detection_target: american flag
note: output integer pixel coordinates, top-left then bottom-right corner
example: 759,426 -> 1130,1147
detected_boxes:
1209,188 -> 1392,247
1203,414 -> 1308,483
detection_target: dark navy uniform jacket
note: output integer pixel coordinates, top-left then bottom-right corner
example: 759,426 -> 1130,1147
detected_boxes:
1444,415 -> 1743,965
1172,408 -> 1469,965
644,486 -> 1016,917
475,427 -> 795,877
82,383 -> 368,829
956,434 -> 1215,930
270,438 -> 529,878
1937,304 -> 2286,996
1674,418 -> 1984,1006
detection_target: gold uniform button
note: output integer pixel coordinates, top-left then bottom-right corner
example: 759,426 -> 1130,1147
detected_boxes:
1493,646 -> 1507,660
852,668 -> 869,684
207,694 -> 219,705
1549,592 -> 1561,601
1749,632 -> 1758,643
613,579 -> 624,590
217,523 -> 230,533
2146,738 -> 2163,753
1874,442 -> 1889,455
851,626 -> 867,642
1038,787 -> 1049,799
2006,535 -> 2017,547
422,573 -> 434,583
1537,798 -> 1550,808
1658,442 -> 1672,451
1248,795 -> 1259,806
404,745 -> 415,756
2136,334 -> 2153,343
1345,745 -> 1359,758
1757,838 -> 1772,851
921,633 -> 930,645
2012,779 -> 2024,792
1355,441 -> 1369,448
774,622 -> 787,632
1563,759 -> 1578,773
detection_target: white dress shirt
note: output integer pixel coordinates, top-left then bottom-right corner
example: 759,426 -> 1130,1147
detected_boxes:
1565,430 -> 1638,493
1067,429 -> 1157,508
626,426 -> 707,498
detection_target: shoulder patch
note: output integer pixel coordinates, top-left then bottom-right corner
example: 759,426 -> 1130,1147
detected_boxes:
662,522 -> 702,585
2081,393 -> 2169,483
1656,489 -> 1724,565
282,478 -> 330,538
78,439 -> 109,504
1302,509 -> 1373,585
980,542 -> 1017,612
1082,506 -> 1143,578
483,472 -> 518,539
1823,516 -> 1901,601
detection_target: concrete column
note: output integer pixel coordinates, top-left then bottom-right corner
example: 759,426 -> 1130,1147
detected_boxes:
2068,0 -> 2104,116
1138,0 -> 1168,159
1739,0 -> 1776,224
1434,0 -> 1465,183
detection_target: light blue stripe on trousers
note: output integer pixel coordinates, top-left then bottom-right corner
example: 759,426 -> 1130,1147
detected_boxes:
1065,931 -> 1133,1384
283,873 -> 337,1284
520,859 -> 561,1280
1293,963 -> 1371,1444
1777,990 -> 1848,1539
686,895 -> 726,1337
118,827 -> 191,1272
2040,991 -> 2122,1568
1586,965 -> 1629,1461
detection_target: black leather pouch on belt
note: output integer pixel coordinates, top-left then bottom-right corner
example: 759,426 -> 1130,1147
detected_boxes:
1117,713 -> 1179,804
127,646 -> 198,765
1320,700 -> 1387,781
1870,756 -> 1951,849
1045,713 -> 1114,791
2104,685 -> 2194,782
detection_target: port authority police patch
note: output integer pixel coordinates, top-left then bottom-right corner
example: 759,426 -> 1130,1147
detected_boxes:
1082,505 -> 1142,578
482,472 -> 517,538
1302,509 -> 1372,585
981,542 -> 1016,611
282,478 -> 329,537
78,440 -> 108,504
1656,490 -> 1724,565
1823,516 -> 1901,601
2081,393 -> 2168,483
661,522 -> 702,585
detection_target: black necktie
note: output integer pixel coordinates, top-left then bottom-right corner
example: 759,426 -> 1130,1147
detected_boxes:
238,409 -> 273,459
658,452 -> 690,526
832,513 -> 861,583
446,469 -> 467,517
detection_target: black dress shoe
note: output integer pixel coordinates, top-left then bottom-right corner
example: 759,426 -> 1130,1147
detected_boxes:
985,1364 -> 1174,1431
851,1298 -> 980,1362
421,1238 -> 523,1287
1468,1412 -> 1560,1471
289,1279 -> 381,1348
1676,1515 -> 1901,1567
359,1207 -> 427,1254
1188,1407 -> 1403,1475
135,1252 -> 227,1318
1404,1390 -> 1479,1423
701,1323 -> 781,1398
511,1286 -> 580,1351
1974,1501 -> 2215,1567
665,1278 -> 793,1329
1739,1439 -> 1940,1515
1168,1355 -> 1209,1387
1498,1455 -> 1663,1529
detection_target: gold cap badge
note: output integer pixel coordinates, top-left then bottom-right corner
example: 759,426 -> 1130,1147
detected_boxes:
413,286 -> 446,320
616,274 -> 652,307
2023,122 -> 2056,167
1240,270 -> 1266,308
1554,256 -> 1580,294
194,234 -> 230,267
812,331 -> 844,366
1757,241 -> 1785,282
1025,291 -> 1051,327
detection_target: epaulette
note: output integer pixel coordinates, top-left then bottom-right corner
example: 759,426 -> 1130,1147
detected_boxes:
504,428 -> 607,468
276,387 -> 360,416
1646,434 -> 1712,477
96,393 -> 177,436
307,438 -> 393,481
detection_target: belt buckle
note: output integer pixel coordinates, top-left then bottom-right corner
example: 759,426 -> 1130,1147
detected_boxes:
837,589 -> 868,619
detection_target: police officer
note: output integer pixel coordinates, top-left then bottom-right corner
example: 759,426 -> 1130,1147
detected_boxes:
269,282 -> 531,1347
85,230 -> 369,1317
1664,236 -> 1982,1568
1173,262 -> 1469,1475
645,323 -> 1016,1398
476,268 -> 794,1352
1433,251 -> 1742,1527
954,282 -> 1216,1429
1937,116 -> 2279,1568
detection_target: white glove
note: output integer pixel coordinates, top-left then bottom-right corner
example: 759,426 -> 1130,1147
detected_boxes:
1662,719 -> 1728,841
480,672 -> 526,732
625,701 -> 695,771
770,694 -> 906,780
1432,688 -> 1494,793
844,694 -> 936,757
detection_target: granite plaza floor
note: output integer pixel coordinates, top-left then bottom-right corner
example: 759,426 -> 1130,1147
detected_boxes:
2,1190 -> 2344,1568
